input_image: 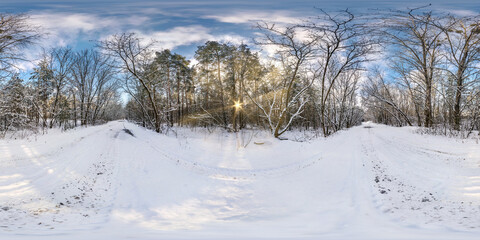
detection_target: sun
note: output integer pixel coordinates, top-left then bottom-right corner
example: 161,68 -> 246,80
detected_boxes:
234,101 -> 242,110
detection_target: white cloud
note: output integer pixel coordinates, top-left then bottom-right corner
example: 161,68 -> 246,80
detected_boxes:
17,12 -> 152,72
28,12 -> 151,48
447,9 -> 479,16
30,13 -> 110,47
204,10 -> 303,25
136,25 -> 212,50
188,58 -> 199,68
23,10 -> 251,61
19,10 -> 255,72
135,26 -> 249,51
215,34 -> 250,45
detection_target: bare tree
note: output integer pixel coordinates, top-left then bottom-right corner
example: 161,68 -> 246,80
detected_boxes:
435,15 -> 480,130
305,9 -> 376,136
100,33 -> 163,132
49,48 -> 74,128
251,22 -> 316,138
70,49 -> 116,126
362,69 -> 414,126
0,13 -> 41,78
382,7 -> 444,127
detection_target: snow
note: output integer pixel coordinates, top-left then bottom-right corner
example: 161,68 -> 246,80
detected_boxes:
0,121 -> 479,239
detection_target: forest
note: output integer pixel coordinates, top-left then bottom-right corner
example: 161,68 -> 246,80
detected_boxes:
1,7 -> 480,138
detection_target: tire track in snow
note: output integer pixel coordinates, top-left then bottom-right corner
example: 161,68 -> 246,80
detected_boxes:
0,125 -> 120,234
363,127 -> 480,229
140,138 -> 322,180
0,125 -> 114,168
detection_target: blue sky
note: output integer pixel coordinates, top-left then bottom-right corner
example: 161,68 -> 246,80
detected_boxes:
2,0 -> 480,69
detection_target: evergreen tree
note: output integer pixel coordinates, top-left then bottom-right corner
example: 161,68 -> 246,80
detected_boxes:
0,75 -> 28,133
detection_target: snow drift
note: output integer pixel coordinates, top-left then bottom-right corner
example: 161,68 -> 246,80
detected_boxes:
0,121 -> 479,239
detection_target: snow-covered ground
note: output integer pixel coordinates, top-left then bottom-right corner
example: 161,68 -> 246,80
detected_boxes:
0,121 -> 479,239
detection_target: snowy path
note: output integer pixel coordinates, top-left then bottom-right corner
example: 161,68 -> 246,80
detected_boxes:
0,121 -> 479,239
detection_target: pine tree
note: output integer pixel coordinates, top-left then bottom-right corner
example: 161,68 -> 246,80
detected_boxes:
30,57 -> 54,129
0,75 -> 29,133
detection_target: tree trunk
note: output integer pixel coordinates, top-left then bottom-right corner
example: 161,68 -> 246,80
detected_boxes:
424,75 -> 433,128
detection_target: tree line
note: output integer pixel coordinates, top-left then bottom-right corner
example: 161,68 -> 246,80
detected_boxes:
1,6 -> 480,138
102,10 -> 373,137
362,7 -> 480,137
0,13 -> 122,136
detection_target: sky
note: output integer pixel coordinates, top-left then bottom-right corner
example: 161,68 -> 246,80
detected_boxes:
2,1 -> 480,61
